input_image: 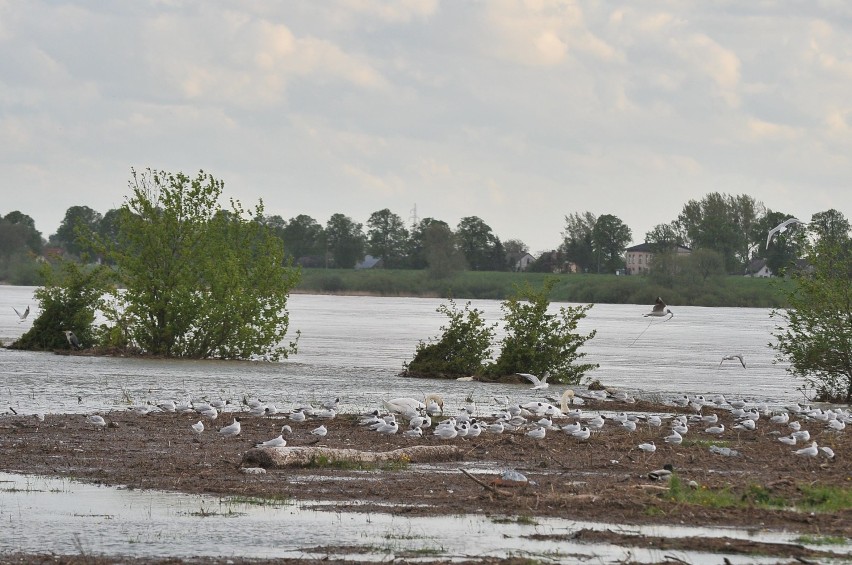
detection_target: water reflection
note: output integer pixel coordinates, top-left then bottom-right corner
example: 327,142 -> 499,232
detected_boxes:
2,472 -> 843,564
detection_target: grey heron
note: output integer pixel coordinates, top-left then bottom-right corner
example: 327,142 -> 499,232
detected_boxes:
63,330 -> 81,350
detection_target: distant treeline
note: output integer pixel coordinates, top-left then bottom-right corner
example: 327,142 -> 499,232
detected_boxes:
296,268 -> 790,308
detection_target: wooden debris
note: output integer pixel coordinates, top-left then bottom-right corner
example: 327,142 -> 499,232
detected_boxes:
242,444 -> 461,468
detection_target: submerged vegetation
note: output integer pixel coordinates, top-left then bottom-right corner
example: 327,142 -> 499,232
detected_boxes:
12,169 -> 301,360
403,278 -> 597,383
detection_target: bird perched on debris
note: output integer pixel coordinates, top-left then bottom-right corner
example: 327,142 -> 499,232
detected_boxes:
63,330 -> 82,350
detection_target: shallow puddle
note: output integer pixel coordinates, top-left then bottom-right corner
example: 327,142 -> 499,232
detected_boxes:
1,472 -> 849,563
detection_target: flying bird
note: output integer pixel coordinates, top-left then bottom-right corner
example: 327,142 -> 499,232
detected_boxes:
644,297 -> 674,319
720,354 -> 746,369
13,305 -> 29,322
766,217 -> 806,248
516,372 -> 551,389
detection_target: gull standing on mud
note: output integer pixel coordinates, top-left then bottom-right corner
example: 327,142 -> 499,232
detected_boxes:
255,435 -> 286,448
86,414 -> 106,427
218,418 -> 241,438
191,421 -> 204,434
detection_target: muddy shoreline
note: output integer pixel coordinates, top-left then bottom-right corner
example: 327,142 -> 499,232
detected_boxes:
1,398 -> 850,563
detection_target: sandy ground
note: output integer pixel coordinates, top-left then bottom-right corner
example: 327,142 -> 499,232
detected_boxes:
1,397 -> 850,564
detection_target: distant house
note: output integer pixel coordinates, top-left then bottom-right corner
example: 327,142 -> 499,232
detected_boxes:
624,243 -> 691,275
355,255 -> 384,270
745,259 -> 772,278
514,252 -> 535,272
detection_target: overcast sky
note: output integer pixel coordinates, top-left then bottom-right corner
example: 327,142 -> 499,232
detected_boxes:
3,1 -> 852,253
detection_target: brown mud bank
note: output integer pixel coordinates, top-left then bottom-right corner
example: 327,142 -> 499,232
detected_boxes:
1,398 -> 851,563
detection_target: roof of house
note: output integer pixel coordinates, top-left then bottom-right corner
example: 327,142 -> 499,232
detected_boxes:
625,243 -> 692,253
355,255 -> 383,269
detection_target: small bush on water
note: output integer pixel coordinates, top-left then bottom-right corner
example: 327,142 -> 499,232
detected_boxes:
486,278 -> 598,385
402,299 -> 496,379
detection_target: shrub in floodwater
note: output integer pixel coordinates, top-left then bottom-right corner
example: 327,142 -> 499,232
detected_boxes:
10,260 -> 111,352
486,277 -> 598,385
402,298 -> 496,379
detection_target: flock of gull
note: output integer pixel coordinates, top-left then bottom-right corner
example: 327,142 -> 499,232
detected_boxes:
80,383 -> 848,470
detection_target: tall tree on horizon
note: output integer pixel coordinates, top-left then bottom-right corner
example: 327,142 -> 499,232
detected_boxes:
366,208 -> 409,268
325,213 -> 366,268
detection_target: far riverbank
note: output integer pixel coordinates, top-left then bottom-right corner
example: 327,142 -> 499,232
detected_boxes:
295,268 -> 789,308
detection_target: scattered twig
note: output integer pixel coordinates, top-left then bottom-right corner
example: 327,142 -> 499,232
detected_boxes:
460,468 -> 513,497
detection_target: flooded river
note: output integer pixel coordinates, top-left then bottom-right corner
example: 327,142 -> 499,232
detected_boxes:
0,286 -> 844,562
1,285 -> 798,418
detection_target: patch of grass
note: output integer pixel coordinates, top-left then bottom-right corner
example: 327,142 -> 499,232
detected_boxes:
667,475 -> 738,508
793,534 -> 849,546
667,477 -> 852,514
741,484 -> 788,508
797,484 -> 852,512
681,439 -> 730,448
643,505 -> 666,517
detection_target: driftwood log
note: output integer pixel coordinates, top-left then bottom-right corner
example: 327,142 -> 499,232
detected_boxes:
242,445 -> 461,468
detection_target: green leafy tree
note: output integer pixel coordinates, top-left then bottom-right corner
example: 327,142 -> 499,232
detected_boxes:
810,209 -> 851,246
456,216 -> 503,271
771,215 -> 852,402
677,193 -> 764,274
402,299 -> 496,378
366,208 -> 409,268
409,217 -> 449,269
561,211 -> 596,272
51,205 -> 103,258
3,211 -> 43,255
280,214 -> 324,264
487,278 -> 598,384
11,260 -> 111,351
94,168 -> 300,360
325,213 -> 366,268
682,248 -> 725,283
592,214 -> 632,273
423,221 -> 465,279
645,222 -> 686,253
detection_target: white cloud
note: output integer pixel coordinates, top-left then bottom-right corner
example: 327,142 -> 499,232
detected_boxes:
2,1 -> 852,251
